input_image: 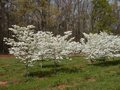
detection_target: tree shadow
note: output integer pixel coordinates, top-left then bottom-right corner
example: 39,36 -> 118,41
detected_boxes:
57,67 -> 80,73
42,64 -> 61,68
28,70 -> 55,78
93,60 -> 120,67
28,65 -> 80,78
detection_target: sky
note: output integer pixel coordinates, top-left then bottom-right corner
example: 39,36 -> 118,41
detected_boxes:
109,0 -> 120,6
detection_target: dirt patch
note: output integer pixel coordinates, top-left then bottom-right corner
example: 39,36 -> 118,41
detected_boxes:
48,82 -> 77,90
0,73 -> 6,77
0,63 -> 9,67
57,83 -> 67,89
11,79 -> 22,84
84,77 -> 96,82
49,83 -> 68,90
54,83 -> 73,90
0,54 -> 14,58
0,81 -> 8,87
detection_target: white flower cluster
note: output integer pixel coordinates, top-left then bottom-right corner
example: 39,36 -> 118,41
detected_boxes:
4,25 -> 82,66
81,32 -> 120,61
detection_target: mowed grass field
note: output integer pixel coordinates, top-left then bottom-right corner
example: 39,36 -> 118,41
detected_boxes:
0,56 -> 120,90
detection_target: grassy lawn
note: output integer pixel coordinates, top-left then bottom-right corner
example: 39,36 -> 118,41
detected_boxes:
0,56 -> 120,90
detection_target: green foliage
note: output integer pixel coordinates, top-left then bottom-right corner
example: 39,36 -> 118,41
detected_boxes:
91,0 -> 117,33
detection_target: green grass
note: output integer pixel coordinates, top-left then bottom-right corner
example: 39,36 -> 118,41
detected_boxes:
0,56 -> 120,90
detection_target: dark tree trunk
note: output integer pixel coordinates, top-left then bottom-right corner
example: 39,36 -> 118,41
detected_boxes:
0,0 -> 9,54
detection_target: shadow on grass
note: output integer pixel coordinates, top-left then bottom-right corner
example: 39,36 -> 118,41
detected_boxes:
93,60 -> 120,67
28,65 -> 80,78
42,64 -> 61,68
28,70 -> 55,78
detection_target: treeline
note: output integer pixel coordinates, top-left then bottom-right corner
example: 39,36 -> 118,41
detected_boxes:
0,0 -> 120,53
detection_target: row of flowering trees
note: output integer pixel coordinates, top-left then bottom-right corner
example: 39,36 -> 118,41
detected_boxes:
4,25 -> 82,76
4,25 -> 120,76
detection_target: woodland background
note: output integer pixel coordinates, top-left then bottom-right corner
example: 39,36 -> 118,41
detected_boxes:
0,0 -> 120,53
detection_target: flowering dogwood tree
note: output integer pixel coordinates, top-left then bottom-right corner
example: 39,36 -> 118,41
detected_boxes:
4,25 -> 38,76
34,31 -> 82,65
4,25 -> 83,75
81,32 -> 120,63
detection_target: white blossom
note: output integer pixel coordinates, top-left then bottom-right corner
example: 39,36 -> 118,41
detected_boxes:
4,25 -> 83,67
81,32 -> 120,62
